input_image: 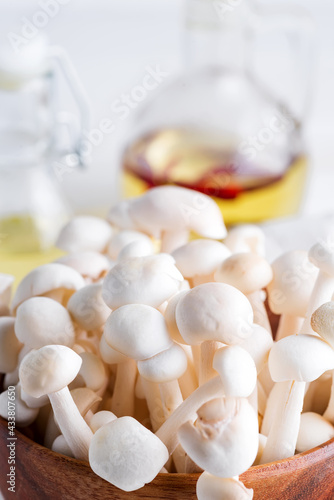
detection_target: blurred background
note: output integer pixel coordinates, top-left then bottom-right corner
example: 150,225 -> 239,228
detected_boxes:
0,0 -> 333,217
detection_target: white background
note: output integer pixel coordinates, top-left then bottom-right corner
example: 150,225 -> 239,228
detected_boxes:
0,0 -> 333,217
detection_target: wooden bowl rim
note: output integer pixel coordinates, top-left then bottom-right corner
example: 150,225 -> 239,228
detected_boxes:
1,416 -> 334,479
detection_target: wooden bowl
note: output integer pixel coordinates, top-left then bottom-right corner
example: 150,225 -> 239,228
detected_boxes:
1,418 -> 334,499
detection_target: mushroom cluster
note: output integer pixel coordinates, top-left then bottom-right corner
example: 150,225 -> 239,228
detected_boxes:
1,186 -> 334,499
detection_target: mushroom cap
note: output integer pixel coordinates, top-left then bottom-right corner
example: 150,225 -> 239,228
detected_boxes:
117,239 -> 155,261
172,240 -> 231,278
89,411 -> 117,433
89,416 -> 169,492
12,263 -> 85,311
99,333 -> 129,364
175,283 -> 253,345
213,345 -> 257,398
268,334 -> 334,383
56,215 -> 113,254
107,230 -> 153,260
56,251 -> 110,282
109,186 -> 227,240
102,254 -> 183,309
0,384 -> 39,427
137,343 -> 188,383
19,345 -> 82,398
67,283 -> 111,332
296,412 -> 334,453
0,317 -> 22,373
239,324 -> 273,373
311,302 -> 334,348
197,473 -> 254,500
15,297 -> 75,348
224,224 -> 265,256
178,398 -> 258,478
267,250 -> 318,317
309,239 -> 334,276
103,304 -> 172,361
214,252 -> 273,295
75,352 -> 107,392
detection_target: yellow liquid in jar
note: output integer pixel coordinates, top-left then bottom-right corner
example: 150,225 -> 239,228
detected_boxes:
122,129 -> 308,225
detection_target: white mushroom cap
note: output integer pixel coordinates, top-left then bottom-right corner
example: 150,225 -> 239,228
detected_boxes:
99,333 -> 129,364
175,283 -> 253,345
74,352 -> 106,392
178,398 -> 258,477
89,416 -> 169,492
89,411 -> 117,433
102,254 -> 183,309
172,240 -> 231,278
15,297 -> 75,348
224,224 -> 265,256
107,230 -> 153,260
137,343 -> 187,383
296,412 -> 334,453
108,186 -> 227,240
164,291 -> 189,344
267,250 -> 318,317
67,284 -> 111,332
19,345 -> 82,398
238,324 -> 273,373
117,239 -> 155,261
0,317 -> 22,373
309,239 -> 334,276
213,345 -> 257,398
268,334 -> 334,383
56,251 -> 110,282
52,435 -> 74,458
311,302 -> 334,348
0,273 -> 14,315
197,473 -> 254,500
103,304 -> 172,361
56,216 -> 113,254
214,252 -> 273,295
12,263 -> 85,311
0,384 -> 39,427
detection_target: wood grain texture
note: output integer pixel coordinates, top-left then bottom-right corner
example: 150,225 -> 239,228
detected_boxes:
1,418 -> 334,499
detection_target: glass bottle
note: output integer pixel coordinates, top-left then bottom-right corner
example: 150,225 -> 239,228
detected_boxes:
122,0 -> 313,224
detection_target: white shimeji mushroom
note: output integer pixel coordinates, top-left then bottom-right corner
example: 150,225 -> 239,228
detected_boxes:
224,224 -> 265,257
175,283 -> 253,384
267,250 -> 317,340
0,317 -> 22,373
311,302 -> 334,423
0,383 -> 39,427
56,251 -> 111,283
67,283 -> 111,333
117,238 -> 155,260
107,230 -> 154,260
11,263 -> 85,311
296,412 -> 334,453
260,334 -> 334,464
197,472 -> 253,500
102,254 -> 183,310
56,215 -> 113,254
172,239 -> 231,287
89,410 -> 117,433
215,252 -> 273,333
19,345 -> 93,461
15,297 -> 76,348
108,186 -> 227,253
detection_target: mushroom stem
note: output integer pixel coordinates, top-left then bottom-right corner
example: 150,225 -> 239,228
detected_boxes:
141,378 -> 165,431
323,371 -> 334,424
299,273 -> 334,335
160,229 -> 189,254
156,376 -> 224,454
259,380 -> 306,464
110,358 -> 137,417
48,386 -> 93,461
199,341 -> 223,386
247,291 -> 271,334
159,380 -> 183,419
276,314 -> 303,341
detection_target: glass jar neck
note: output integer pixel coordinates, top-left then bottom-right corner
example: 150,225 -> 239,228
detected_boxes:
184,0 -> 252,71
